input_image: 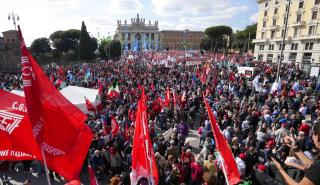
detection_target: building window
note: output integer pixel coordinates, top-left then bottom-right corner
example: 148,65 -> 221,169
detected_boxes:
264,11 -> 268,17
285,6 -> 289,12
7,39 -> 9,42
11,39 -> 14,42
305,42 -> 314,50
284,17 -> 287,24
296,14 -> 302,22
261,32 -> 265,38
279,44 -> 286,50
312,11 -> 318,20
259,45 -> 265,50
274,8 -> 278,15
299,1 -> 304,9
275,1 -> 279,5
291,43 -> 298,50
316,0 -> 320,5
273,19 -> 277,26
269,44 -> 274,50
294,28 -> 299,37
265,2 -> 268,7
263,21 -> 267,28
281,29 -> 285,37
271,31 -> 275,39
308,25 -> 316,35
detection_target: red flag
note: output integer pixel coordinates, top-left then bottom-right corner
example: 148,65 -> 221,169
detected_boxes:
19,26 -> 93,181
203,95 -> 240,185
85,97 -> 95,112
173,90 -> 177,107
124,124 -> 129,141
88,165 -> 98,185
0,90 -> 41,160
111,116 -> 120,137
164,87 -> 170,107
131,88 -> 159,185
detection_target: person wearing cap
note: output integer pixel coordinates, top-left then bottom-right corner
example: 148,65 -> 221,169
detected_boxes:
236,153 -> 246,179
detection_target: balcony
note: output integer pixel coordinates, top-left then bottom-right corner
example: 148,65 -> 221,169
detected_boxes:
300,34 -> 320,40
252,38 -> 267,43
269,25 -> 280,30
291,21 -> 306,27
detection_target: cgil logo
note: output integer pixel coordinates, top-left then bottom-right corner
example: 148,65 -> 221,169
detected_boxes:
11,102 -> 27,113
0,110 -> 24,134
21,56 -> 33,87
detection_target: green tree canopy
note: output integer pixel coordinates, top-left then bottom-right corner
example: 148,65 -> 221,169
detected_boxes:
204,25 -> 233,53
30,37 -> 51,56
79,21 -> 96,60
98,36 -> 112,59
105,40 -> 121,59
232,24 -> 257,53
49,29 -> 80,54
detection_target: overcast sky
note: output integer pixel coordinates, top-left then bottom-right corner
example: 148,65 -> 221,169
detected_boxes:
0,0 -> 259,46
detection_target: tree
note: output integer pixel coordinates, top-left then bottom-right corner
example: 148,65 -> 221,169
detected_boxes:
98,36 -> 112,59
49,29 -> 80,55
79,21 -> 95,60
30,37 -> 51,56
232,24 -> 257,53
204,25 -> 233,53
105,40 -> 121,59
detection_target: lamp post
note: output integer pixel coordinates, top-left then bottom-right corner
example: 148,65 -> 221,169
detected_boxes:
276,0 -> 291,81
8,12 -> 19,31
184,29 -> 188,62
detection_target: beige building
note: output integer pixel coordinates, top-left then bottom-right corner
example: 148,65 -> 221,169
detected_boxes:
2,30 -> 19,49
253,0 -> 320,66
116,13 -> 160,51
159,30 -> 205,50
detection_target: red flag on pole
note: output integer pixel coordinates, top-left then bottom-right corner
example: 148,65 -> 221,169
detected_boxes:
164,87 -> 170,107
131,88 -> 159,185
173,90 -> 177,107
203,94 -> 240,185
0,90 -> 42,161
88,165 -> 98,185
18,26 -> 93,181
85,97 -> 95,112
111,116 -> 120,137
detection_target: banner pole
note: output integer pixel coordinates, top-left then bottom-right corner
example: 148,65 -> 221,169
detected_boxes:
41,148 -> 52,185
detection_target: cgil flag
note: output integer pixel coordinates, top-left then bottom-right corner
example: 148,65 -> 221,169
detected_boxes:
88,165 -> 98,185
111,116 -> 120,137
19,26 -> 93,181
131,88 -> 159,185
0,90 -> 42,161
164,87 -> 170,107
203,94 -> 240,185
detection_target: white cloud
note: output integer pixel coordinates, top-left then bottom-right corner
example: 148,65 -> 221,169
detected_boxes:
158,4 -> 248,31
151,0 -> 247,17
107,0 -> 143,16
250,12 -> 259,22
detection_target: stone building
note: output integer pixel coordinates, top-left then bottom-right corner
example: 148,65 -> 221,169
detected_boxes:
116,13 -> 160,51
253,0 -> 320,65
159,30 -> 205,50
2,30 -> 19,49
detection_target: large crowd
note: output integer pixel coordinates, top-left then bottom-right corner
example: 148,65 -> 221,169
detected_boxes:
1,50 -> 320,185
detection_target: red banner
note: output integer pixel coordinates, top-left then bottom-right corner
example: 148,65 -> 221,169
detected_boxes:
0,90 -> 41,161
19,26 -> 93,181
203,95 -> 240,185
131,88 -> 159,185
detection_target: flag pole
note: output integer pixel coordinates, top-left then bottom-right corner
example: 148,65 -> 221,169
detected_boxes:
41,148 -> 52,185
221,160 -> 230,185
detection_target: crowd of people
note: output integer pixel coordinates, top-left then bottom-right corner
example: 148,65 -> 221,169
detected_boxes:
0,50 -> 320,185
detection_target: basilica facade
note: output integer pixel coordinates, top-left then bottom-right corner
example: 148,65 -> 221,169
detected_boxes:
116,14 -> 160,51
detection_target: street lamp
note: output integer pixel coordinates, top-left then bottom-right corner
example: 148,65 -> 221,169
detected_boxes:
8,12 -> 19,30
276,0 -> 291,81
